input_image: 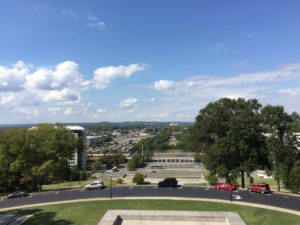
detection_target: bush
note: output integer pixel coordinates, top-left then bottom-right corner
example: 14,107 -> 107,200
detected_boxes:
205,173 -> 218,186
133,172 -> 144,185
116,178 -> 123,184
80,172 -> 87,181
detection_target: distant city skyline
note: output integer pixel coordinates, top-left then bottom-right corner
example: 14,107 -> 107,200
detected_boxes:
1,0 -> 300,123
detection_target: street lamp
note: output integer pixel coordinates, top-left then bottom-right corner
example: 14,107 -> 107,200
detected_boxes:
229,173 -> 233,202
110,175 -> 113,199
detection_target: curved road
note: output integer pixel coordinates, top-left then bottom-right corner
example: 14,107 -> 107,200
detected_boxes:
0,186 -> 299,212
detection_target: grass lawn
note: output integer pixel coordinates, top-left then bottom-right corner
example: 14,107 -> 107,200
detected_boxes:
4,200 -> 300,225
41,178 -> 117,191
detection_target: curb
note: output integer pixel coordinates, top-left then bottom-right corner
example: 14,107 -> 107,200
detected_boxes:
0,197 -> 299,216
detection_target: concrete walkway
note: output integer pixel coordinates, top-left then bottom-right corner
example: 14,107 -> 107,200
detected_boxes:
0,197 -> 299,216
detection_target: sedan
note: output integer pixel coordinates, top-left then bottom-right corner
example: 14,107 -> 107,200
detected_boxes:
7,190 -> 29,199
214,183 -> 237,190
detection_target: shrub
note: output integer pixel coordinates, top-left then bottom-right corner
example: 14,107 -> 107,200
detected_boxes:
205,173 -> 218,186
133,172 -> 144,185
116,178 -> 123,184
79,172 -> 87,181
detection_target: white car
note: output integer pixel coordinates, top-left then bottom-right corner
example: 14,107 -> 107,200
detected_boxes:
85,181 -> 104,190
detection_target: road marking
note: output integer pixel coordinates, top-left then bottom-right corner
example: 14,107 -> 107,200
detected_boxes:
283,196 -> 289,199
205,187 -> 210,190
153,186 -> 158,189
232,195 -> 242,200
142,187 -> 146,189
233,190 -> 239,193
129,186 -> 133,189
178,186 -> 183,189
54,191 -> 59,195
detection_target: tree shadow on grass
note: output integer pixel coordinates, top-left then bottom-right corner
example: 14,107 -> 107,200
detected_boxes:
9,208 -> 74,225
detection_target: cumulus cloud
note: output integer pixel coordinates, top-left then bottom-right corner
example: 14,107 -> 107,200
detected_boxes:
0,61 -> 29,92
119,98 -> 138,108
43,88 -> 80,102
93,64 -> 145,89
154,80 -> 174,91
26,61 -> 83,90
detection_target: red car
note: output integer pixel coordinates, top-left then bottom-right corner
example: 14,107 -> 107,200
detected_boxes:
214,183 -> 237,190
247,183 -> 271,194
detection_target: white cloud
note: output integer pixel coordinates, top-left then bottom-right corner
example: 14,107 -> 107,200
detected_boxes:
43,88 -> 80,102
154,80 -> 174,91
149,97 -> 155,102
119,98 -> 138,108
86,15 -> 105,28
13,108 -> 39,116
279,88 -> 300,96
0,61 -> 29,92
0,93 -> 15,105
93,64 -> 145,89
64,107 -> 79,115
97,108 -> 106,113
26,61 -> 83,90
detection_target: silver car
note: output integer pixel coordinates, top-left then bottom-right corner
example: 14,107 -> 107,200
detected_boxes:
84,181 -> 104,190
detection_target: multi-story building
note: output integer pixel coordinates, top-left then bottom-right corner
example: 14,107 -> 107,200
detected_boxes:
66,126 -> 86,170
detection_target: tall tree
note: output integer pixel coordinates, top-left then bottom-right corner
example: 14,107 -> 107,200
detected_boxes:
0,124 -> 77,192
261,105 -> 299,191
192,98 -> 266,188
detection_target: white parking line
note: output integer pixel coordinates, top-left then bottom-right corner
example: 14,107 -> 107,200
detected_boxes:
153,186 -> 158,189
178,186 -> 183,189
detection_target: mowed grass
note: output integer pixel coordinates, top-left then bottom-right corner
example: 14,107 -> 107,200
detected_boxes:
5,200 -> 300,225
41,178 -> 117,191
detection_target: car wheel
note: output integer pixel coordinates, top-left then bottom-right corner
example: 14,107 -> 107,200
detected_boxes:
229,188 -> 232,191
98,187 -> 101,190
217,187 -> 219,190
260,190 -> 265,194
86,187 -> 90,191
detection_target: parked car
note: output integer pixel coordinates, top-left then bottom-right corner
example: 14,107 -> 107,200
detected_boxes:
248,183 -> 271,194
158,178 -> 178,187
7,190 -> 29,199
214,183 -> 237,190
85,181 -> 105,190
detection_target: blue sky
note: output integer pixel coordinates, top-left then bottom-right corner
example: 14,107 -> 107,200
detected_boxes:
0,0 -> 300,123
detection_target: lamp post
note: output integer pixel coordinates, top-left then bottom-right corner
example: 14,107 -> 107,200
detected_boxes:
110,175 -> 113,199
229,173 -> 233,202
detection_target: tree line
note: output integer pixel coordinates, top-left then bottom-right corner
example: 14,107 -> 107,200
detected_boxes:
190,98 -> 300,192
0,124 -> 78,192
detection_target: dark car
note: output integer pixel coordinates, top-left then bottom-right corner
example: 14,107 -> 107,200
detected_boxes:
158,178 -> 178,187
248,183 -> 271,194
7,190 -> 29,199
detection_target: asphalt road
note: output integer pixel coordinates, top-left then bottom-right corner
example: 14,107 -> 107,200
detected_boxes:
0,186 -> 299,212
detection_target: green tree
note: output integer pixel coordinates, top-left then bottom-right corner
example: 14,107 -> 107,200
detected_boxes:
192,98 -> 266,188
133,172 -> 144,184
261,105 -> 299,192
0,124 -> 77,192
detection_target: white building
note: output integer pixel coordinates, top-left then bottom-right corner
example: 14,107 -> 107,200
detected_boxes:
66,126 -> 86,170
